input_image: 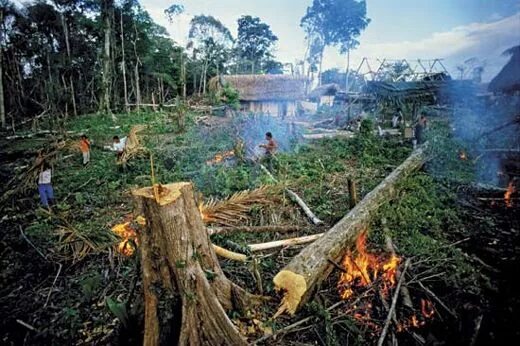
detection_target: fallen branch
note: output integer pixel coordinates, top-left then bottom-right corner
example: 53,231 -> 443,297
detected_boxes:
259,164 -> 322,225
377,258 -> 411,346
249,233 -> 323,252
43,263 -> 63,308
212,244 -> 247,262
272,147 -> 426,316
208,225 -> 305,236
417,281 -> 457,319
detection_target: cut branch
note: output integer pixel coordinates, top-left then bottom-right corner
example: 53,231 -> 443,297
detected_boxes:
272,147 -> 427,316
259,164 -> 322,225
249,233 -> 323,252
377,259 -> 411,346
208,225 -> 305,236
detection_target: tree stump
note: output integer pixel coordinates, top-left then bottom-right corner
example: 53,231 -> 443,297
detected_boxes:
133,182 -> 247,346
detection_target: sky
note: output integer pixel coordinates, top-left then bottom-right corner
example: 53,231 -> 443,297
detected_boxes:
141,0 -> 520,81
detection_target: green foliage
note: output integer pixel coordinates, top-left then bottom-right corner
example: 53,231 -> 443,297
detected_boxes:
220,84 -> 240,109
235,15 -> 279,74
106,297 -> 129,328
301,0 -> 370,53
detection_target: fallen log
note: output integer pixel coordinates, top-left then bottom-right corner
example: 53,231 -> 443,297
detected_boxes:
249,233 -> 323,252
212,244 -> 247,262
272,147 -> 427,316
133,183 -> 249,346
208,225 -> 305,236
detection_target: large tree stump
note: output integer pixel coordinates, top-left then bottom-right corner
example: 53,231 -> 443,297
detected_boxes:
133,182 -> 247,346
272,147 -> 427,316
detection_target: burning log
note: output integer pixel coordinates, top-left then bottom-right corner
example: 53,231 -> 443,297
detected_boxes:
272,147 -> 426,316
132,182 -> 250,346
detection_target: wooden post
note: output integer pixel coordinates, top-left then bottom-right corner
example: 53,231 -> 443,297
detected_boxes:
133,182 -> 247,346
347,178 -> 358,208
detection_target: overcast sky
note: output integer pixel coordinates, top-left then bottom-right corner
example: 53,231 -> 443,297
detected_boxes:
143,0 -> 520,81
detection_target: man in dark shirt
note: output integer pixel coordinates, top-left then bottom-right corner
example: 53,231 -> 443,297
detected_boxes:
414,114 -> 427,147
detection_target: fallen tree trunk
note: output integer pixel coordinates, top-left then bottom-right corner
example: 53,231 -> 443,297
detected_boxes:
208,225 -> 305,236
272,147 -> 427,316
133,182 -> 248,346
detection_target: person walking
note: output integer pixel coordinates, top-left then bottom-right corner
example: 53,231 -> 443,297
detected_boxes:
38,162 -> 55,209
80,135 -> 91,166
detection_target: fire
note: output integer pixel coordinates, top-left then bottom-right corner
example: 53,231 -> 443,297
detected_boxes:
206,150 -> 235,165
458,150 -> 467,160
504,181 -> 515,208
338,232 -> 400,300
421,299 -> 435,318
337,232 -> 436,334
111,221 -> 140,257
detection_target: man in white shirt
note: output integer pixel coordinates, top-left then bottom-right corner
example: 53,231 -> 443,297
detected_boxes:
38,162 -> 54,208
112,136 -> 127,160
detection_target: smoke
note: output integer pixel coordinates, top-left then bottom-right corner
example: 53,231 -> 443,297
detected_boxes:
436,82 -> 520,186
234,114 -> 302,158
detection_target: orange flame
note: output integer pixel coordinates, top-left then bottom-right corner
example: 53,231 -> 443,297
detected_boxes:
206,150 -> 235,165
111,221 -> 140,257
337,232 -> 401,300
504,181 -> 515,208
421,299 -> 435,318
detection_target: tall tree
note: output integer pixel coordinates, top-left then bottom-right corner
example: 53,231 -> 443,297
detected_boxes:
188,15 -> 233,94
236,15 -> 278,74
301,0 -> 370,90
100,0 -> 114,117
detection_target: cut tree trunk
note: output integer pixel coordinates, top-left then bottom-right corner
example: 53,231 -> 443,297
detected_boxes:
272,147 -> 427,316
133,182 -> 249,346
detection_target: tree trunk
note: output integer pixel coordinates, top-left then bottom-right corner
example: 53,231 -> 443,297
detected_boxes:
133,182 -> 249,346
120,10 -> 129,112
318,47 -> 324,87
0,44 -> 5,129
345,48 -> 350,91
101,0 -> 114,116
272,147 -> 427,316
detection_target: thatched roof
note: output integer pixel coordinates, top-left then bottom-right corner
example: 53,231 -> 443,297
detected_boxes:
210,75 -> 307,101
309,83 -> 339,99
489,46 -> 520,93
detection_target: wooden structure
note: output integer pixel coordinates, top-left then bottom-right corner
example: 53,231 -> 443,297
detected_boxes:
489,46 -> 520,94
210,75 -> 307,117
308,83 -> 339,106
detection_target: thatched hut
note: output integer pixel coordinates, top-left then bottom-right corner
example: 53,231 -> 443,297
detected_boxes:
308,83 -> 339,106
489,46 -> 520,94
210,75 -> 307,117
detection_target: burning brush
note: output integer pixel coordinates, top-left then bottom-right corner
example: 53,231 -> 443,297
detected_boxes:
504,181 -> 516,208
206,150 -> 235,165
337,231 -> 435,335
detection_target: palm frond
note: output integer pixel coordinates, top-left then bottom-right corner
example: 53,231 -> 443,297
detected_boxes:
200,185 -> 280,226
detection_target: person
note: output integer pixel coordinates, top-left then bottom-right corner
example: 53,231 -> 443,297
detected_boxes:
259,132 -> 278,171
38,162 -> 55,209
112,135 -> 127,160
392,109 -> 403,128
80,134 -> 91,166
413,114 -> 428,148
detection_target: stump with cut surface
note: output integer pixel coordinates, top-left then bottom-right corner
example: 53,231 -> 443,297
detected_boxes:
272,147 -> 427,316
133,182 -> 247,346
